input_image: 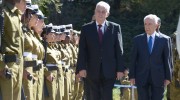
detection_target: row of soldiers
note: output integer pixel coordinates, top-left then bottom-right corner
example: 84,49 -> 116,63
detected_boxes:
0,0 -> 84,100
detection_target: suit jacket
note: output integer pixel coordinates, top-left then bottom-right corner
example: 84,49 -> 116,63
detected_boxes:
76,21 -> 125,80
159,32 -> 174,71
129,33 -> 172,87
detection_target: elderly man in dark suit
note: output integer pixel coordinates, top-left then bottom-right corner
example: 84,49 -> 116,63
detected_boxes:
129,14 -> 172,100
76,1 -> 125,100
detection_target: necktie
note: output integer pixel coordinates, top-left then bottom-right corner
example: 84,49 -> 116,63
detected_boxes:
148,36 -> 153,54
98,25 -> 103,43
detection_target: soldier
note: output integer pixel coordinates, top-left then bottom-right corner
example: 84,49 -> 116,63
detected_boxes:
56,26 -> 67,100
176,16 -> 180,58
55,26 -> 66,100
43,25 -> 58,100
120,69 -> 131,100
22,2 -> 39,100
169,32 -> 180,100
67,28 -> 78,100
72,30 -> 85,100
61,30 -> 72,100
0,0 -> 26,100
32,9 -> 46,100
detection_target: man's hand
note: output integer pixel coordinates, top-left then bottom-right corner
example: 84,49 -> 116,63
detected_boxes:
79,70 -> 87,78
116,72 -> 124,80
164,80 -> 170,86
130,78 -> 135,85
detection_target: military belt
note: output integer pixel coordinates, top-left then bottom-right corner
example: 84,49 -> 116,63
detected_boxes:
24,61 -> 37,67
64,65 -> 70,69
23,52 -> 32,58
37,60 -> 43,64
0,54 -> 20,64
47,66 -> 58,71
62,65 -> 70,72
58,61 -> 62,65
32,54 -> 37,60
61,61 -> 65,66
33,63 -> 43,71
46,64 -> 58,71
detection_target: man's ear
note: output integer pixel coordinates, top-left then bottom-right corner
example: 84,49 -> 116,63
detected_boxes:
106,12 -> 110,18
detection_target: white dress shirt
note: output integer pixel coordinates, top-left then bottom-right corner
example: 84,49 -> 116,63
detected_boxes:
96,21 -> 106,34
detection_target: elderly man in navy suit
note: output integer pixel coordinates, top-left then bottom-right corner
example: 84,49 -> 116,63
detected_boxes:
76,1 -> 125,100
129,14 -> 172,100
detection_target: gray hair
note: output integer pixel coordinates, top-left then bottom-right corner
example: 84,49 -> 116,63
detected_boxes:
96,1 -> 110,13
144,14 -> 158,24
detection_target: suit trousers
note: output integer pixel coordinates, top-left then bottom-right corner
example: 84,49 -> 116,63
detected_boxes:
86,64 -> 115,100
137,71 -> 165,100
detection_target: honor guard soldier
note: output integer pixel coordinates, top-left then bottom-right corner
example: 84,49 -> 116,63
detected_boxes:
0,0 -> 26,100
44,24 -> 58,100
72,30 -> 84,100
32,9 -> 46,100
57,25 -> 67,99
22,1 -> 39,100
55,26 -> 66,100
169,32 -> 180,100
61,29 -> 71,100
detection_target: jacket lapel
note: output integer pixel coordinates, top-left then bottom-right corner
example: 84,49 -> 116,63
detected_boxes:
143,33 -> 150,55
102,21 -> 112,44
91,21 -> 100,45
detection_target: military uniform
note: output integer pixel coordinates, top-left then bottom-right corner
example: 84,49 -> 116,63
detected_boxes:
23,29 -> 35,100
71,42 -> 82,100
44,43 -> 58,100
169,33 -> 180,100
31,32 -> 41,100
61,43 -> 71,100
0,2 -> 24,100
54,42 -> 64,100
66,43 -> 76,99
34,33 -> 45,100
72,31 -> 84,100
120,76 -> 131,100
58,42 -> 65,98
